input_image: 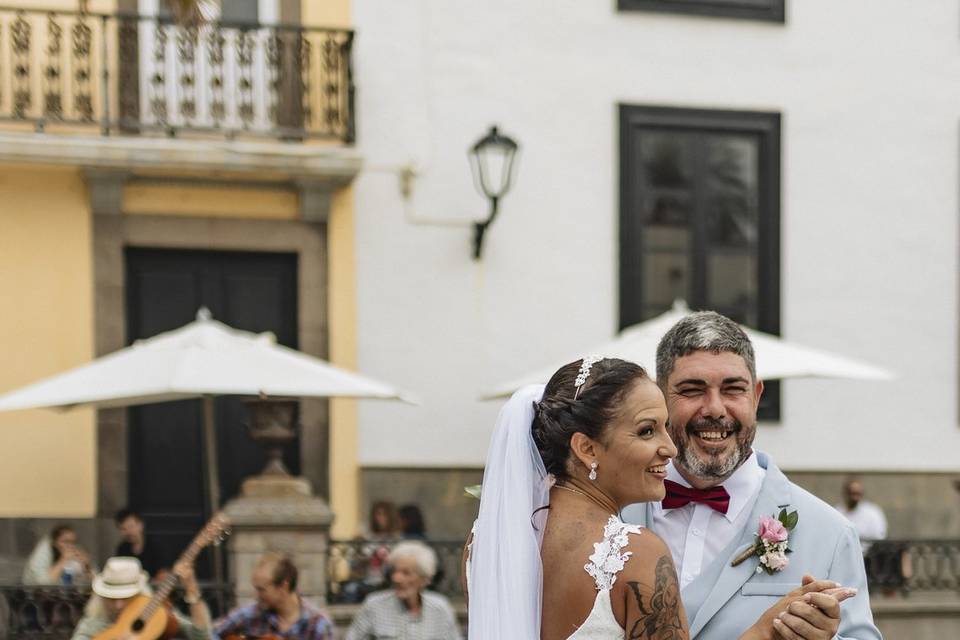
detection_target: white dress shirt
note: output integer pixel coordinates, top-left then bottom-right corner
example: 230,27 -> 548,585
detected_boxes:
652,451 -> 765,590
834,500 -> 887,551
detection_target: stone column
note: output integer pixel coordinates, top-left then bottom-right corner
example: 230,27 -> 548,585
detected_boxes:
223,475 -> 335,606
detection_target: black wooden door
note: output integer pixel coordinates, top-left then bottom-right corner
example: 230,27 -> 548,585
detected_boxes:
125,248 -> 299,577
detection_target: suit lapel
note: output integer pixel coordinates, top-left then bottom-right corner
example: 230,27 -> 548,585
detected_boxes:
620,500 -> 653,527
641,501 -> 653,527
688,454 -> 793,638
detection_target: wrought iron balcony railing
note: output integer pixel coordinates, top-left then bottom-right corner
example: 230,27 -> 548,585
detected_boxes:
866,539 -> 960,594
0,582 -> 235,640
0,6 -> 354,142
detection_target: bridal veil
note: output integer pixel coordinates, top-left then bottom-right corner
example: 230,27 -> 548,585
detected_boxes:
468,383 -> 550,639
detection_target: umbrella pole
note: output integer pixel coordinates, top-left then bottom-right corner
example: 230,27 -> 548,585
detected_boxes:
202,395 -> 225,608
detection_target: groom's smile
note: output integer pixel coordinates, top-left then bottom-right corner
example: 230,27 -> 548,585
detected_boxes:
663,351 -> 764,488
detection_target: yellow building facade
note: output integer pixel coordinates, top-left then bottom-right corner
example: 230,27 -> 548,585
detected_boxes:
0,0 -> 362,550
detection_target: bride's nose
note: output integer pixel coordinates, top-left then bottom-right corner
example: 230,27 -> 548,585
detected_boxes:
658,439 -> 677,459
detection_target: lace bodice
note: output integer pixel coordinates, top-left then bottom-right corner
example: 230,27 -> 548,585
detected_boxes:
585,515 -> 644,591
567,515 -> 644,639
467,514 -> 643,639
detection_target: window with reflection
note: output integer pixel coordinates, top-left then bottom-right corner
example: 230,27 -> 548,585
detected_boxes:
619,105 -> 781,418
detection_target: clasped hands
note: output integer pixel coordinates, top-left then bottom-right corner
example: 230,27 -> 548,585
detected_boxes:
750,574 -> 858,640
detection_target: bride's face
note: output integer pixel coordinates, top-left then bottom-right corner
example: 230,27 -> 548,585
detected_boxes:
593,378 -> 677,506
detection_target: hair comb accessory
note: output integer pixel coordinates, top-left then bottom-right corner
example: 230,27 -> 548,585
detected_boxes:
573,355 -> 604,399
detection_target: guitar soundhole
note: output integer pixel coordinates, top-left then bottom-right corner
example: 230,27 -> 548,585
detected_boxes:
132,619 -> 145,632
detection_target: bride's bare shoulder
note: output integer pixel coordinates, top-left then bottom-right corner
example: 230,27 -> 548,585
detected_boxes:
618,527 -> 689,639
620,525 -> 672,575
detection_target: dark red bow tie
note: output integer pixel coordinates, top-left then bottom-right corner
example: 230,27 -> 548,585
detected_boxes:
662,479 -> 730,514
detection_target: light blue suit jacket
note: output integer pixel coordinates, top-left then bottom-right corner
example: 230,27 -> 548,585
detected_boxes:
622,452 -> 882,640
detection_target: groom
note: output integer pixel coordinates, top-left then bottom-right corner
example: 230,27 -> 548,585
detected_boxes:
623,311 -> 881,639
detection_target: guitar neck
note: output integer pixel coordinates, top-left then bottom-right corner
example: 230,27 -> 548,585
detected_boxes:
140,530 -> 211,618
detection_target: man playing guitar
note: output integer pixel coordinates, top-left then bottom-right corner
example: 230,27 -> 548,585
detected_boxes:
70,556 -> 212,640
214,552 -> 334,640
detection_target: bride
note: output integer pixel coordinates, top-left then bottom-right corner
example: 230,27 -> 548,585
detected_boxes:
467,357 -> 848,639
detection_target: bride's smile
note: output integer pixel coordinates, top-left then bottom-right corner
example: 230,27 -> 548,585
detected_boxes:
584,378 -> 676,506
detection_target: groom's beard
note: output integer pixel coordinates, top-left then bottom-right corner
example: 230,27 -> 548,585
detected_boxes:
672,416 -> 754,482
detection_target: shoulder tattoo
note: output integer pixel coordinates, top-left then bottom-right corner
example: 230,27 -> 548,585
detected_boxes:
626,555 -> 685,640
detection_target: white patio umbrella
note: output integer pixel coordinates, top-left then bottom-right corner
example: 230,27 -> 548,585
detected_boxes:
0,308 -> 411,411
0,308 -> 412,581
484,300 -> 894,399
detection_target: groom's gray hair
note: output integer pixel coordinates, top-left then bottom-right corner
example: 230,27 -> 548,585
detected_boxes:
656,311 -> 756,385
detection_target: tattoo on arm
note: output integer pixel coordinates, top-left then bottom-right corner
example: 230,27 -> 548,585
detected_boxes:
627,555 -> 685,640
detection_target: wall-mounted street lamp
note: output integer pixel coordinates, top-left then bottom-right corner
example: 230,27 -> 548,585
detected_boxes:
468,126 -> 519,259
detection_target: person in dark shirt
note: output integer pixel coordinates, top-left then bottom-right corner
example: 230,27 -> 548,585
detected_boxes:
397,505 -> 426,541
113,508 -> 167,577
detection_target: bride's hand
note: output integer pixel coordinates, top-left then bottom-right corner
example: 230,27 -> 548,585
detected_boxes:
770,575 -> 858,640
740,577 -> 856,640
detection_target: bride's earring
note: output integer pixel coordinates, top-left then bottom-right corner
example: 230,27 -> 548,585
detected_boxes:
588,461 -> 598,481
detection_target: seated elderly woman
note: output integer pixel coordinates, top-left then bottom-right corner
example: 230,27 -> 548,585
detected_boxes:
346,540 -> 461,640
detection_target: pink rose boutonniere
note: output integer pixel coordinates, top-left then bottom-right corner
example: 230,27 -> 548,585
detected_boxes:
732,509 -> 799,574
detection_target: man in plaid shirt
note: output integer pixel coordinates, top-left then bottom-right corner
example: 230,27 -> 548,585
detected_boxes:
214,552 -> 335,639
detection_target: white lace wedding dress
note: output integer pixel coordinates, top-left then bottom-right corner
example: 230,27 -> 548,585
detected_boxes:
469,515 -> 643,638
565,515 -> 644,639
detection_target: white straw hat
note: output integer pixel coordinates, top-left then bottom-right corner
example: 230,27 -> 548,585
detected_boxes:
92,557 -> 148,599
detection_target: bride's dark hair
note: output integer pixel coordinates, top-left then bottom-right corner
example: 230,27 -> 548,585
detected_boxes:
532,357 -> 649,480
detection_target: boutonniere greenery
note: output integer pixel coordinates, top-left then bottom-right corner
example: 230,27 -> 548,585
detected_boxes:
732,509 -> 799,574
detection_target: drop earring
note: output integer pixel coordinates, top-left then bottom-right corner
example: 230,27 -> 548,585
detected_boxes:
588,461 -> 598,481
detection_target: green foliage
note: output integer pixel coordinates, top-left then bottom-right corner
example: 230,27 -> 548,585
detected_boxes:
777,508 -> 799,531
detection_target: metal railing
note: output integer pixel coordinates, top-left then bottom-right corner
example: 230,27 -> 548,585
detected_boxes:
324,537 -> 960,602
867,539 -> 960,594
0,6 -> 354,141
1,538 -> 958,638
0,582 -> 235,640
0,584 -> 88,639
326,539 -> 466,604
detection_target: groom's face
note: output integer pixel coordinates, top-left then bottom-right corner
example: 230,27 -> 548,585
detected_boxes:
664,350 -> 763,488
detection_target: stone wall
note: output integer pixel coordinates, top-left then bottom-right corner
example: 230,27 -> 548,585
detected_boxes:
871,595 -> 960,639
0,468 -> 956,582
359,468 -> 483,540
360,467 -> 960,542
786,471 -> 960,538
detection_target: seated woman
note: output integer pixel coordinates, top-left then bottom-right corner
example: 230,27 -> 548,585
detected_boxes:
346,541 -> 461,640
362,501 -> 401,592
363,501 -> 401,542
70,556 -> 212,640
22,524 -> 93,585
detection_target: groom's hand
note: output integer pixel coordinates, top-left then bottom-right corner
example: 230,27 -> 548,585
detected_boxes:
747,578 -> 843,640
772,574 -> 853,640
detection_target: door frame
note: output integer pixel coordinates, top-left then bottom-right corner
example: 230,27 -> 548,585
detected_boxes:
92,201 -> 330,519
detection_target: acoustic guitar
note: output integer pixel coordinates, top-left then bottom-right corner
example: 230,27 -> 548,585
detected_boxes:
94,512 -> 231,640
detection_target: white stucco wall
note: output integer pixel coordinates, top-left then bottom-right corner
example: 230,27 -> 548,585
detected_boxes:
351,0 -> 960,471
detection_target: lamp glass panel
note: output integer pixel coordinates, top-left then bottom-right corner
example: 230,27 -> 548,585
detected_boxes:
474,143 -> 515,198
